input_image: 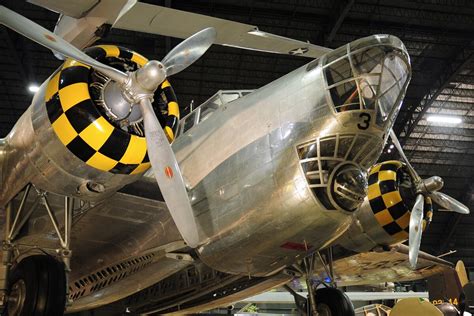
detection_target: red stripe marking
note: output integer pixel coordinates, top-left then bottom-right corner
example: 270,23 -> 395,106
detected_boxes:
164,166 -> 174,179
280,241 -> 311,251
44,34 -> 56,42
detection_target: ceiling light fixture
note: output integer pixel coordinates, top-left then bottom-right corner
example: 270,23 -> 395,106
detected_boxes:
28,84 -> 40,93
426,115 -> 462,124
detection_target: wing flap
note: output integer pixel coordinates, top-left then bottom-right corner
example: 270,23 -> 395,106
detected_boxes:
114,3 -> 331,58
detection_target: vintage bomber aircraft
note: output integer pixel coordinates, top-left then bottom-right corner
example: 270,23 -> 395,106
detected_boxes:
0,1 -> 471,315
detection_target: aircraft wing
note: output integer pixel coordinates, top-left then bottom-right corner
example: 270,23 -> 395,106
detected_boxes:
113,2 -> 331,58
318,244 -> 454,287
27,0 -> 100,18
28,0 -> 331,58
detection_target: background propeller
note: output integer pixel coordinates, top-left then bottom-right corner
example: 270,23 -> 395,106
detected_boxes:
1,5 -> 217,248
389,130 -> 470,268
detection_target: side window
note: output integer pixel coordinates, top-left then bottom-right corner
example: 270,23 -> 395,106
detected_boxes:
199,94 -> 225,123
199,101 -> 220,123
221,92 -> 240,103
182,111 -> 197,134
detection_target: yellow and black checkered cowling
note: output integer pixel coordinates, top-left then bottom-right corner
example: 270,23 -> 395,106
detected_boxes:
44,45 -> 180,175
367,160 -> 432,244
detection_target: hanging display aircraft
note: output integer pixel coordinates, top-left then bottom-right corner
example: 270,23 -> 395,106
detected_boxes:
0,2 -> 470,315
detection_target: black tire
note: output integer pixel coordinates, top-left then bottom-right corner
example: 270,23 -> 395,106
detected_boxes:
6,255 -> 66,316
314,287 -> 355,316
435,302 -> 460,316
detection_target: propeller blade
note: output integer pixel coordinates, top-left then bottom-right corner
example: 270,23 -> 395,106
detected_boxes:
389,129 -> 421,182
0,6 -> 127,84
139,98 -> 199,248
409,194 -> 425,269
430,191 -> 469,215
162,27 -> 217,77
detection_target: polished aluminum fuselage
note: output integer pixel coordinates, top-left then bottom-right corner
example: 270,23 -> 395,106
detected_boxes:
0,35 -> 411,311
175,63 -> 374,276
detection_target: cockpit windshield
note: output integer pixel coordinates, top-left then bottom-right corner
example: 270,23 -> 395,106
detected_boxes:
322,35 -> 410,128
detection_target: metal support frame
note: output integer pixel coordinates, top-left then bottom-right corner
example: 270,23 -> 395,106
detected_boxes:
285,248 -> 337,316
304,254 -> 318,315
0,184 -> 77,308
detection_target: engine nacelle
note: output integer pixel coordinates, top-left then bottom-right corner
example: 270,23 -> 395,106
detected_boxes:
0,45 -> 179,204
338,160 -> 432,252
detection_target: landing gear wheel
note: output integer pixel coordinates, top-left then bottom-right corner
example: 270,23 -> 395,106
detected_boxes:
6,255 -> 66,316
314,288 -> 355,316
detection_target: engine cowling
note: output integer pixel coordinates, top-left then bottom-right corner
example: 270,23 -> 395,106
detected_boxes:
338,160 -> 433,252
1,45 -> 179,204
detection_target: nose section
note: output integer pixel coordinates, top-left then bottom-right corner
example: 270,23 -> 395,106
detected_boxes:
323,35 -> 411,130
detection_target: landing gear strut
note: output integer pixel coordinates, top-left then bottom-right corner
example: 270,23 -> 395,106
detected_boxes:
0,184 -> 77,315
285,249 -> 355,316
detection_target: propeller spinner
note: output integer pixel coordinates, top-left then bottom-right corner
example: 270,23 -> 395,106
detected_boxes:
389,130 -> 470,268
0,5 -> 217,248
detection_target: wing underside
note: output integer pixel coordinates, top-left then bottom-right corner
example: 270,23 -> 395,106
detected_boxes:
318,244 -> 454,287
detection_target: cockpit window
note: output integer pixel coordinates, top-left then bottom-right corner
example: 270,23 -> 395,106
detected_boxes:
326,57 -> 353,86
322,35 -> 410,128
326,45 -> 347,64
351,46 -> 385,74
329,80 -> 361,112
376,52 -> 409,125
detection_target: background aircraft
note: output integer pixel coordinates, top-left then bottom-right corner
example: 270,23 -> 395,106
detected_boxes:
0,1 -> 471,315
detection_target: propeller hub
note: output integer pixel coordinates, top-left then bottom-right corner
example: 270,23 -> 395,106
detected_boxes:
135,60 -> 167,92
423,176 -> 444,192
102,80 -> 141,123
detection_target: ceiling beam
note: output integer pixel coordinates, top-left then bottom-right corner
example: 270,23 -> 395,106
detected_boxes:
396,40 -> 474,144
326,0 -> 354,44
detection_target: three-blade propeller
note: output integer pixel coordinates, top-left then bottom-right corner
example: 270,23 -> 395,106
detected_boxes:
389,130 -> 470,268
0,5 -> 216,248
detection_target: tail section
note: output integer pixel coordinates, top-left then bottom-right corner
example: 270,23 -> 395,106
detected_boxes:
456,260 -> 469,288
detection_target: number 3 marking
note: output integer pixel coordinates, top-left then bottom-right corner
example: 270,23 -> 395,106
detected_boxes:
357,113 -> 371,130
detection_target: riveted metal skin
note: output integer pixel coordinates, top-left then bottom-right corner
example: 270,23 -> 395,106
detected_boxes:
0,45 -> 179,204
